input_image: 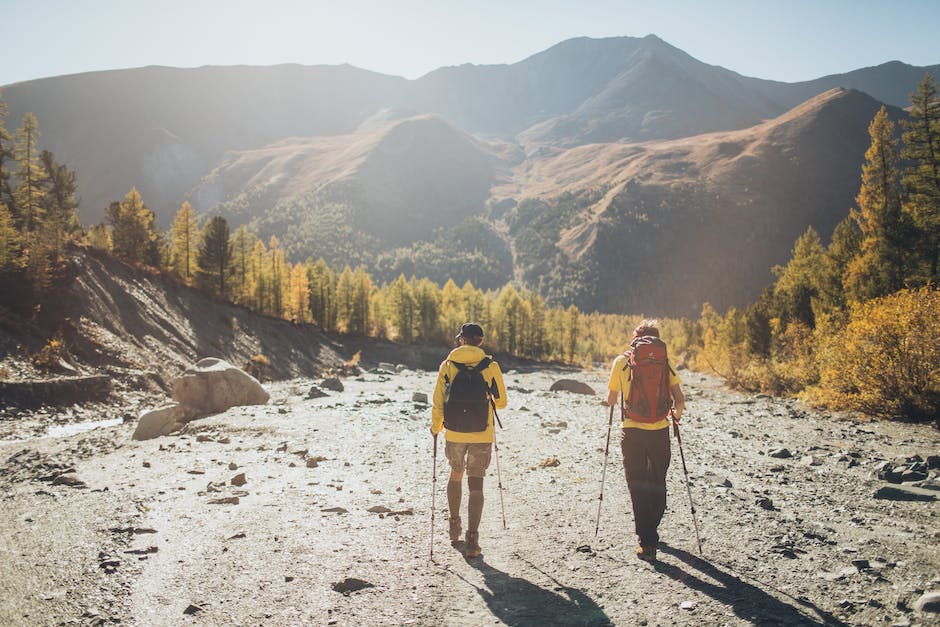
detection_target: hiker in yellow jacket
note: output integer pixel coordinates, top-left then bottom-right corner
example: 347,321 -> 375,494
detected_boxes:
431,323 -> 507,558
607,319 -> 685,562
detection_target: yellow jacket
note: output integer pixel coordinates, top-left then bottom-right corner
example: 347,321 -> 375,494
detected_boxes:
431,345 -> 507,443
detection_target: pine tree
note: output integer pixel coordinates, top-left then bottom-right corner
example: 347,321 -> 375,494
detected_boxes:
169,201 -> 200,282
287,262 -> 310,323
413,277 -> 440,342
901,73 -> 940,281
844,107 -> 911,301
268,236 -> 286,316
86,223 -> 112,251
564,304 -> 580,362
388,274 -> 416,342
439,278 -> 463,338
773,226 -> 827,328
107,189 -> 161,265
197,216 -> 232,297
336,266 -> 356,333
37,150 -> 80,265
230,225 -> 255,303
0,92 -> 14,213
0,202 -> 18,270
250,239 -> 268,311
13,113 -> 46,233
351,266 -> 372,335
307,258 -> 337,331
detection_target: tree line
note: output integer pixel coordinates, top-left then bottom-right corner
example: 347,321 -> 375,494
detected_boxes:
694,74 -> 940,421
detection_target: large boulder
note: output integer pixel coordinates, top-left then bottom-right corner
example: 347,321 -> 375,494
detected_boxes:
549,379 -> 596,395
171,358 -> 269,415
133,403 -> 187,440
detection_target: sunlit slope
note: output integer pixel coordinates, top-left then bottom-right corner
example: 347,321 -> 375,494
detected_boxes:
497,89 -> 902,314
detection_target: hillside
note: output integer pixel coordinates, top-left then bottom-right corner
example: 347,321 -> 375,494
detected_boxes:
0,247 -> 454,414
497,88 -> 900,313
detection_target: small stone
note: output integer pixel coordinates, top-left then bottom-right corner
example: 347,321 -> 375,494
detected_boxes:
208,496 -> 240,505
142,461 -> 151,468
536,457 -> 561,469
307,386 -> 328,399
914,591 -> 940,613
228,462 -> 238,470
769,448 -> 792,459
801,455 -> 821,466
52,473 -> 86,488
321,378 -> 344,392
306,458 -> 319,468
368,505 -> 392,513
231,473 -> 247,487
756,497 -> 776,511
549,379 -> 595,395
183,603 -> 205,615
680,601 -> 696,610
331,578 -> 374,595
412,392 -> 429,404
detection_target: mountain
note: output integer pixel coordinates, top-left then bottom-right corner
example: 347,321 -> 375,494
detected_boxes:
2,36 -> 936,313
500,88 -> 901,315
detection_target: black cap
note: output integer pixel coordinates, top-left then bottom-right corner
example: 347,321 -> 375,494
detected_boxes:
456,322 -> 484,341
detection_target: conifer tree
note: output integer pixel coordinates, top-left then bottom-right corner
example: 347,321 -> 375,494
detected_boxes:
286,262 -> 310,322
0,92 -> 14,213
307,258 -> 337,332
0,202 -> 18,270
336,266 -> 356,333
351,266 -> 372,335
230,225 -> 255,303
250,239 -> 268,311
86,223 -> 112,251
107,188 -> 160,265
901,73 -> 940,281
564,304 -> 580,362
37,150 -> 80,265
773,226 -> 828,328
413,277 -> 440,342
439,278 -> 463,337
197,216 -> 232,297
169,201 -> 199,282
13,113 -> 46,233
844,107 -> 910,301
388,274 -> 416,342
268,236 -> 286,316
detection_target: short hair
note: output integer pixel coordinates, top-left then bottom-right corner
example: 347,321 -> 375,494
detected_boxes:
633,319 -> 660,338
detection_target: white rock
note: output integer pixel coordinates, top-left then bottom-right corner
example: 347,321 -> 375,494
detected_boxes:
133,403 -> 186,441
172,358 -> 269,415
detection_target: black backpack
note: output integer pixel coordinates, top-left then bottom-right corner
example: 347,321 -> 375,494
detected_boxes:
443,358 -> 493,432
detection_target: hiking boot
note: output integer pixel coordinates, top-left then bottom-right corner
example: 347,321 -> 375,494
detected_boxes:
636,544 -> 657,562
464,531 -> 482,558
449,517 -> 463,543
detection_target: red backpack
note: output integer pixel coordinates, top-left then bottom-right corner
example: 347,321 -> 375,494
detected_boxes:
621,335 -> 674,423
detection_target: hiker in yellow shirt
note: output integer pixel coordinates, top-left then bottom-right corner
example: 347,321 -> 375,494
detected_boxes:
607,319 -> 685,562
431,323 -> 507,558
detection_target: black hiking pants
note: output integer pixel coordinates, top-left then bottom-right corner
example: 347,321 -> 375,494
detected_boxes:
621,426 -> 670,547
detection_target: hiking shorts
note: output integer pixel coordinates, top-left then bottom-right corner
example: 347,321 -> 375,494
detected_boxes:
445,441 -> 492,478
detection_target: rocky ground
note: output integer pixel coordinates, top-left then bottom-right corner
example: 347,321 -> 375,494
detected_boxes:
1,365 -> 939,626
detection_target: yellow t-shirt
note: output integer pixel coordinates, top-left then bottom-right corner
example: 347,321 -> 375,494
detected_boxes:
431,345 -> 507,443
608,352 -> 682,430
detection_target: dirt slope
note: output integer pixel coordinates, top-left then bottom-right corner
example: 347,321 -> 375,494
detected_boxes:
1,367 -> 938,625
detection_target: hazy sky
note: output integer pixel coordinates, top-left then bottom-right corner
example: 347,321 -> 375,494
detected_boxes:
2,0 -> 939,86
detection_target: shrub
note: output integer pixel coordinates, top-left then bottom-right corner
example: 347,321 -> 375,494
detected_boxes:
813,287 -> 940,421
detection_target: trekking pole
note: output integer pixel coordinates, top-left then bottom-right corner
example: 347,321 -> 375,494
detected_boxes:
489,398 -> 507,530
431,433 -> 438,561
672,411 -> 703,555
594,403 -> 615,537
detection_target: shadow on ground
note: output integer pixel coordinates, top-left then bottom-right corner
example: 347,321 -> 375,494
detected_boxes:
655,543 -> 847,626
453,557 -> 612,626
